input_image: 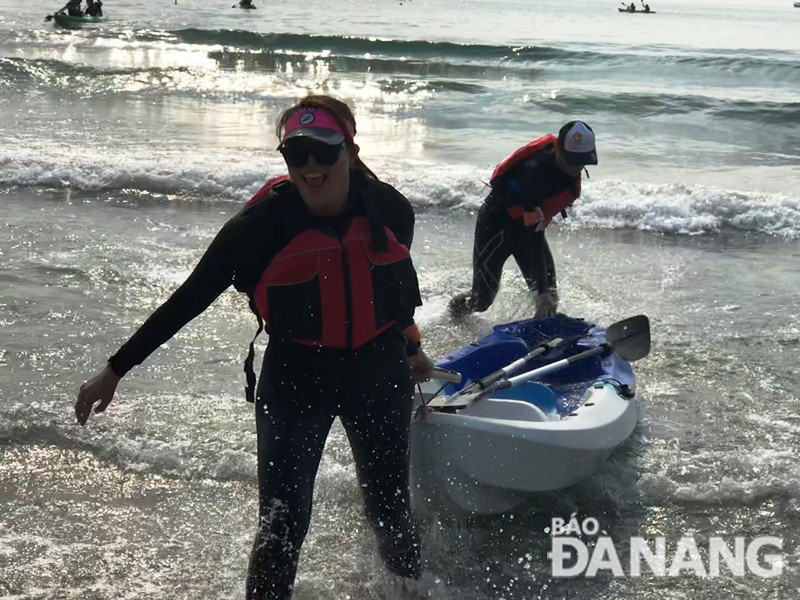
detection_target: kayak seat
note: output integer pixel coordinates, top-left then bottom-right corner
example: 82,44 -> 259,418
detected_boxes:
461,398 -> 551,422
491,381 -> 559,413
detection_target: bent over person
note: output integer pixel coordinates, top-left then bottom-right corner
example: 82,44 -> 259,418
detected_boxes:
449,120 -> 597,320
76,95 -> 435,600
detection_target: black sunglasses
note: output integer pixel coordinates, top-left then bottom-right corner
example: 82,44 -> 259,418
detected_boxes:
279,141 -> 343,168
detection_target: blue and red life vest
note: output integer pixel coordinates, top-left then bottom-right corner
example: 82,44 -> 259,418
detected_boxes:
490,135 -> 581,226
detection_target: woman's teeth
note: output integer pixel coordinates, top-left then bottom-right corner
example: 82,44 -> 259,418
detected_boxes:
304,173 -> 326,188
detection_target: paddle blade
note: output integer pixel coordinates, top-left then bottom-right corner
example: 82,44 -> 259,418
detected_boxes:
606,315 -> 650,361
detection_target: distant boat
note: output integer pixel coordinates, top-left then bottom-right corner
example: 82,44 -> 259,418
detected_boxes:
618,7 -> 657,13
794,1 -> 800,7
52,13 -> 105,27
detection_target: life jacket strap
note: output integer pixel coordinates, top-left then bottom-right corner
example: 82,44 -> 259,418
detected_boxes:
244,298 -> 264,403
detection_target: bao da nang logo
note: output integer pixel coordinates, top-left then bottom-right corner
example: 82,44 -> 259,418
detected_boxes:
547,516 -> 783,578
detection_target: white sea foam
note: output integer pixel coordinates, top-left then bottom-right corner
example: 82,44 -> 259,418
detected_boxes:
4,150 -> 799,238
572,180 -> 800,238
638,443 -> 800,506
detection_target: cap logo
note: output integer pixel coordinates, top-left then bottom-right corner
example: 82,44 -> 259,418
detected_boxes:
573,132 -> 583,143
299,112 -> 315,125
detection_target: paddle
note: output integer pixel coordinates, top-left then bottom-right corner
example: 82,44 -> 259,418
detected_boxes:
445,336 -> 564,402
428,314 -> 650,409
46,2 -> 70,20
432,367 -> 462,383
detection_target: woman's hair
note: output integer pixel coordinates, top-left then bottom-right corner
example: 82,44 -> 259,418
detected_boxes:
276,95 -> 379,180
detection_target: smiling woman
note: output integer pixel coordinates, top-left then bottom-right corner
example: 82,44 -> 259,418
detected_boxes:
74,94 -> 436,600
276,103 -> 355,216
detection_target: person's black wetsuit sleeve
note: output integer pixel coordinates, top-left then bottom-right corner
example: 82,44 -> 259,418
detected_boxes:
513,161 -> 553,293
374,181 -> 422,330
526,228 -> 550,294
107,211 -> 257,377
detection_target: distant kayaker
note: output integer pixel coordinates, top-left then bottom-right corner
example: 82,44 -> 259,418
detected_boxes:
448,121 -> 597,320
238,0 -> 255,7
643,3 -> 651,12
57,0 -> 83,16
84,0 -> 103,17
628,3 -> 636,11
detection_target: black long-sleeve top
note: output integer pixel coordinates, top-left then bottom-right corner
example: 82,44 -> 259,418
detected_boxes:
108,170 -> 421,377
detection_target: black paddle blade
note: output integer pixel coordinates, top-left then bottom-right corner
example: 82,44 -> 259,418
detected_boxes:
606,315 -> 650,361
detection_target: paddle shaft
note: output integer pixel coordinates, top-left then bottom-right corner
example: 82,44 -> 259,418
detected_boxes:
432,367 -> 462,383
429,314 -> 649,409
446,336 -> 563,401
482,344 -> 608,396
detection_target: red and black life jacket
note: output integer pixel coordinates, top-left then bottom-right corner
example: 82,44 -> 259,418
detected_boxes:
490,135 -> 581,225
242,175 -> 412,401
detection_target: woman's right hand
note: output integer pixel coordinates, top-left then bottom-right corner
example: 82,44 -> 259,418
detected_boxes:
75,365 -> 121,426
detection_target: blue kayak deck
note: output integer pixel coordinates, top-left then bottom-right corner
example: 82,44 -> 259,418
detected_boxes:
436,315 -> 636,415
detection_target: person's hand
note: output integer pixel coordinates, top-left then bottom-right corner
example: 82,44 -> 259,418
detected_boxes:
522,207 -> 553,232
534,291 -> 558,319
75,365 -> 121,426
409,350 -> 435,384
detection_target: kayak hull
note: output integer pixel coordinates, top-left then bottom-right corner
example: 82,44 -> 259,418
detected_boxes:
411,382 -> 638,515
618,8 -> 657,12
409,315 -> 639,516
53,14 -> 105,27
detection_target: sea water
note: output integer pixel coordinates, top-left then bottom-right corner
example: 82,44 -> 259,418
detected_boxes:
1,0 -> 799,597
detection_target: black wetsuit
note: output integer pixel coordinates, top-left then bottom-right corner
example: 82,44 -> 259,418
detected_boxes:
85,0 -> 103,17
453,146 -> 579,314
108,170 -> 423,600
65,0 -> 83,16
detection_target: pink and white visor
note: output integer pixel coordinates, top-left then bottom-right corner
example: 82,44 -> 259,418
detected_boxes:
280,108 -> 356,146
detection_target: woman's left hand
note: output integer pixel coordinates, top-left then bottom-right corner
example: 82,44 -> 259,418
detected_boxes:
409,349 -> 435,383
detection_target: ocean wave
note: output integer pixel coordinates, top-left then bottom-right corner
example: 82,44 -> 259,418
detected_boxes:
0,56 -> 201,95
5,28 -> 799,87
0,147 -> 273,201
2,151 -> 799,239
157,29 -> 800,84
167,28 -> 581,64
4,49 -> 797,124
7,54 -> 799,125
166,30 -> 800,74
572,180 -> 800,239
533,90 -> 800,125
0,54 -> 490,100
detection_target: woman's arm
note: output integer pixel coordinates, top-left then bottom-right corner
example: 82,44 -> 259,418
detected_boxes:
107,219 -> 243,376
76,206 -> 266,424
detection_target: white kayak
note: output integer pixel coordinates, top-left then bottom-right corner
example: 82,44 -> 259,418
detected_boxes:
409,315 -> 648,516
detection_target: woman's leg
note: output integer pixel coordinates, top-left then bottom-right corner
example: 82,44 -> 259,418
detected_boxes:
339,348 -> 420,578
247,352 -> 335,600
